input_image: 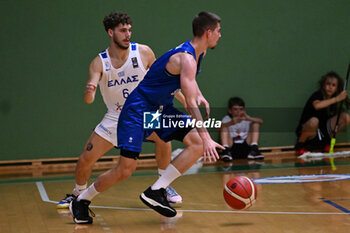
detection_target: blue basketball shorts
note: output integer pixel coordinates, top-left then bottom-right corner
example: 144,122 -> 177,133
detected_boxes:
117,91 -> 193,153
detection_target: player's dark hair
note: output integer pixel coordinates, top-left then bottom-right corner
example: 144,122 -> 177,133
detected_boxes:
228,97 -> 245,109
103,12 -> 132,32
319,71 -> 350,108
192,12 -> 221,37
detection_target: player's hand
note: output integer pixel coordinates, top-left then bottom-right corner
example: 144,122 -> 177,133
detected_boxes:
203,139 -> 225,162
197,95 -> 210,118
85,83 -> 97,93
336,90 -> 347,102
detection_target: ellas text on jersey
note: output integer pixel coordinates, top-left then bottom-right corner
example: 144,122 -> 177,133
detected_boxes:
108,75 -> 139,87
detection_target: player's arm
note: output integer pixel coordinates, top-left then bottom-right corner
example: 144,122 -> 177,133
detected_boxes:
196,85 -> 210,118
138,44 -> 156,69
313,90 -> 347,110
84,56 -> 102,104
179,53 -> 224,162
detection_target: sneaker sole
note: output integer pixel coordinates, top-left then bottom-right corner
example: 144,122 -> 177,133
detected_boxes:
168,199 -> 183,204
73,218 -> 92,224
140,193 -> 177,217
222,155 -> 232,161
247,155 -> 255,159
57,203 -> 70,209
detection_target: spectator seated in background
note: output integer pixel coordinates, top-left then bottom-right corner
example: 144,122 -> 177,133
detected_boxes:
295,71 -> 350,156
220,97 -> 264,161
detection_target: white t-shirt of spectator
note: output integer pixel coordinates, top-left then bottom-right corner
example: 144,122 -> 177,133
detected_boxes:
221,115 -> 252,144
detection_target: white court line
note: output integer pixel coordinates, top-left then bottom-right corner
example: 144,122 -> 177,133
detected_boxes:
36,181 -> 348,215
36,181 -> 57,204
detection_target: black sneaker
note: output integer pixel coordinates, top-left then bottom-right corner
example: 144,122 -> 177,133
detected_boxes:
69,199 -> 95,224
140,187 -> 177,217
221,146 -> 232,162
57,193 -> 77,209
248,145 -> 264,159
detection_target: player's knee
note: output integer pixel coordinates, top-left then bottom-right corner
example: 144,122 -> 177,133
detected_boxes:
307,117 -> 319,129
78,153 -> 96,167
118,162 -> 136,180
120,167 -> 134,180
342,113 -> 350,125
189,135 -> 204,154
185,132 -> 203,146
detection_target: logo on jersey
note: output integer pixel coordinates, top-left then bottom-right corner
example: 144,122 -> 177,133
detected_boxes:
143,110 -> 162,129
118,71 -> 125,77
105,61 -> 111,71
98,124 -> 112,135
131,57 -> 139,68
108,75 -> 139,87
115,102 -> 123,111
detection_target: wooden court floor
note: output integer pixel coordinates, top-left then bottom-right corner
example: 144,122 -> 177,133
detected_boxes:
0,157 -> 350,233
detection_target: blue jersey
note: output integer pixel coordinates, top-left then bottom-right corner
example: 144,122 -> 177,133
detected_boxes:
136,40 -> 203,106
118,40 -> 203,153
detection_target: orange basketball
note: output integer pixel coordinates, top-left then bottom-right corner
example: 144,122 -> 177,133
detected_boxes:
223,176 -> 257,210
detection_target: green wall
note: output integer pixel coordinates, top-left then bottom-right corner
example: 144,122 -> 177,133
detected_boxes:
1,0 -> 350,160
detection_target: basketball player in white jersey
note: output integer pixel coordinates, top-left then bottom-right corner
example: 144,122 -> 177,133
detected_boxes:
57,12 -> 183,210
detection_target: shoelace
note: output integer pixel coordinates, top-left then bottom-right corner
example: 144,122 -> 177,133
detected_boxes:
64,194 -> 76,202
88,208 -> 96,217
166,186 -> 178,197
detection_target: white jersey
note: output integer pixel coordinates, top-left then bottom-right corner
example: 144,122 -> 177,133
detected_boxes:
221,115 -> 251,144
98,42 -> 147,120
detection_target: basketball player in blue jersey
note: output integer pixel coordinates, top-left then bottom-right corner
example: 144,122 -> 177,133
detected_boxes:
65,12 -> 185,224
133,11 -> 223,217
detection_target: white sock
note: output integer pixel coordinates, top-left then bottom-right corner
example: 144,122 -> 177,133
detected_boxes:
77,183 -> 99,201
72,183 -> 87,196
151,164 -> 181,190
223,144 -> 229,148
250,142 -> 258,146
158,168 -> 165,177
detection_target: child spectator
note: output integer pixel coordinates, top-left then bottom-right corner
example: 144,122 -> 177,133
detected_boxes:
295,71 -> 350,155
220,97 -> 264,161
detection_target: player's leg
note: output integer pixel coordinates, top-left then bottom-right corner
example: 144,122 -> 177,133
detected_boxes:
75,132 -> 114,189
295,117 -> 319,155
147,132 -> 183,204
170,129 -> 204,172
246,122 -> 263,159
220,126 -> 233,162
57,132 -> 113,208
140,129 -> 203,217
70,154 -> 138,224
147,132 -> 172,170
70,102 -> 146,224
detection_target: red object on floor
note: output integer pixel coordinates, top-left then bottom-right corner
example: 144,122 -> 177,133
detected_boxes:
296,148 -> 310,156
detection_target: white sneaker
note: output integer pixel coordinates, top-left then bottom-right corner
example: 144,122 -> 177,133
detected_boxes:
166,186 -> 183,204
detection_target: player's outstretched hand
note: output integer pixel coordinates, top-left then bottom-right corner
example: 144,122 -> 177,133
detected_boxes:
203,139 -> 225,162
